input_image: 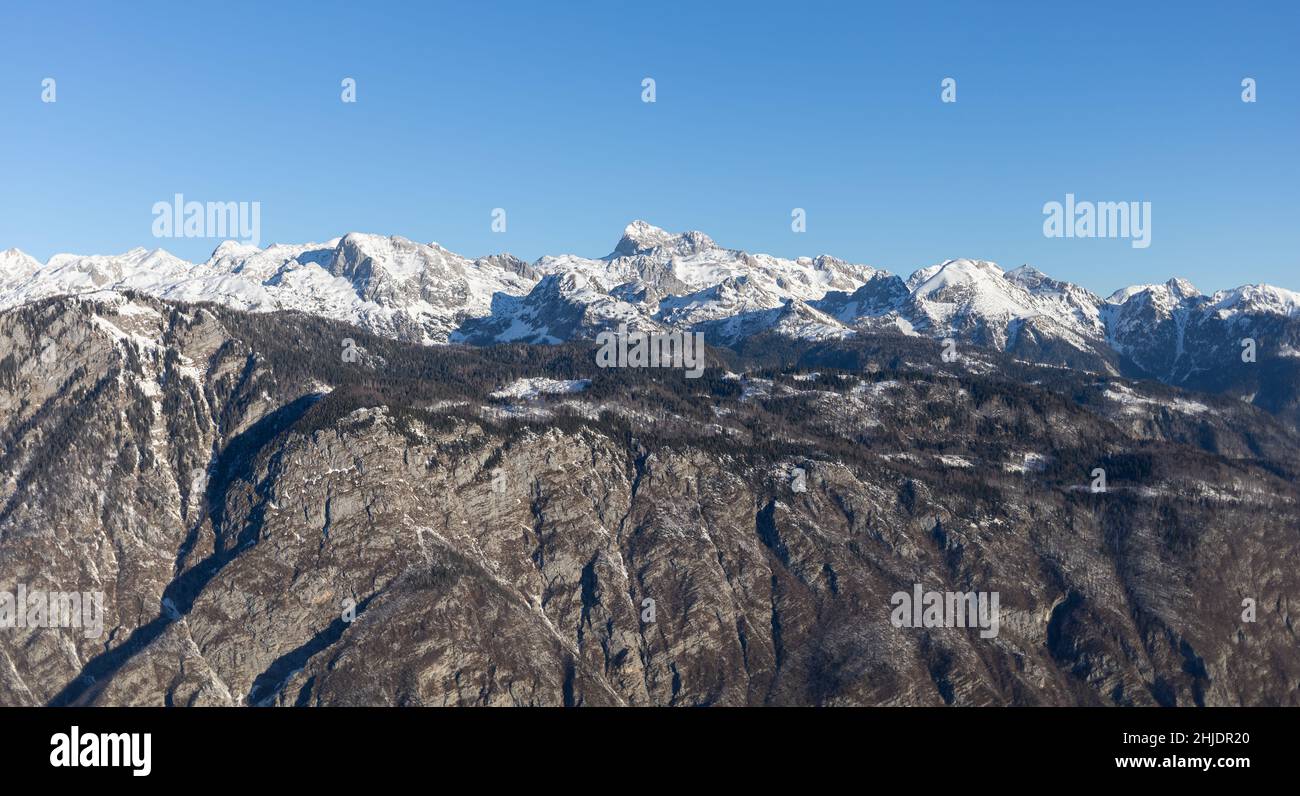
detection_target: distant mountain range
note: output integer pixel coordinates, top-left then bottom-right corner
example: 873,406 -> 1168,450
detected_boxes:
4,222 -> 1299,424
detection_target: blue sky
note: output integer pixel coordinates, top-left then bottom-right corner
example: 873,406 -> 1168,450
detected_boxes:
1,0 -> 1296,295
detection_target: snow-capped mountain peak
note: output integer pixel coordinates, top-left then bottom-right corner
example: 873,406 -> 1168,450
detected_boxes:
905,259 -> 1029,328
1207,283 -> 1300,319
1107,277 -> 1202,306
0,248 -> 42,282
209,239 -> 263,261
911,258 -> 1008,294
1004,264 -> 1076,295
1166,277 -> 1201,300
612,220 -> 716,258
906,258 -> 1004,291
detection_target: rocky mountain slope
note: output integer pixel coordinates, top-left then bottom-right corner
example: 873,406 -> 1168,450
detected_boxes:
0,293 -> 1296,706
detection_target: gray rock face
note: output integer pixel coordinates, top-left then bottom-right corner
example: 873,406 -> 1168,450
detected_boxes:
0,294 -> 1296,706
814,273 -> 912,323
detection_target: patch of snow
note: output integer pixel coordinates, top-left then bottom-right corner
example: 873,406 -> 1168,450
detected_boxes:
489,378 -> 591,401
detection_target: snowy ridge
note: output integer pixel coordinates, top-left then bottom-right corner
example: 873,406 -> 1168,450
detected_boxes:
2,223 -> 1297,377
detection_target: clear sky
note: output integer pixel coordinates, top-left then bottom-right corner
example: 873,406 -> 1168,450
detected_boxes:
1,0 -> 1296,295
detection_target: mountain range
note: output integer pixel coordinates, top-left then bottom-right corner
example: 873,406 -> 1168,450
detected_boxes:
4,221 -> 1299,427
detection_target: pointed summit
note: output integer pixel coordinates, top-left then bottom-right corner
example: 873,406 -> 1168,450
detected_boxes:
210,240 -> 262,261
0,248 -> 42,281
1164,277 -> 1200,300
612,220 -> 715,257
1004,264 -> 1048,286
